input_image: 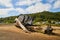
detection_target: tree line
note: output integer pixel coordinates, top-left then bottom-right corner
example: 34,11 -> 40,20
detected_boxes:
0,11 -> 60,25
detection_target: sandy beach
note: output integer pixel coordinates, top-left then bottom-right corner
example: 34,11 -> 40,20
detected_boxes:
0,24 -> 60,40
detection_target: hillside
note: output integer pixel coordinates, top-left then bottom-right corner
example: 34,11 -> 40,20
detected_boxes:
29,11 -> 60,21
0,11 -> 60,25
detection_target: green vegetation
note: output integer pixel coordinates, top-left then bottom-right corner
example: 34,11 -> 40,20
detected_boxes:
0,11 -> 60,26
28,11 -> 60,26
0,16 -> 18,24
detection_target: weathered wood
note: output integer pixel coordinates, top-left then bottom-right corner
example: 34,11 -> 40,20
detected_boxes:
44,26 -> 53,34
15,18 -> 30,33
18,15 -> 33,26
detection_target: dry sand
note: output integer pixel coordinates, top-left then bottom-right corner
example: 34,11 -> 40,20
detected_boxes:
0,24 -> 60,40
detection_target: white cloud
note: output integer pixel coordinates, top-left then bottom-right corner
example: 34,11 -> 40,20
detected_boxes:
47,0 -> 55,3
0,8 -> 14,17
53,0 -> 60,8
16,0 -> 51,13
0,8 -> 28,17
16,0 -> 42,6
26,2 -> 51,13
1,0 -> 59,18
15,8 -> 27,14
0,0 -> 13,7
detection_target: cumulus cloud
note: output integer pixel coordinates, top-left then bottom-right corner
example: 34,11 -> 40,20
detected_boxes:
0,8 -> 14,17
15,8 -> 27,14
26,2 -> 51,13
16,0 -> 52,13
16,0 -> 42,6
53,0 -> 60,8
0,0 -> 60,18
46,0 -> 55,3
0,8 -> 28,17
0,0 -> 13,7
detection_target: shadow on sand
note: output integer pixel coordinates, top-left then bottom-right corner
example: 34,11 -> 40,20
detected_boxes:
15,25 -> 60,36
51,32 -> 60,36
45,32 -> 60,37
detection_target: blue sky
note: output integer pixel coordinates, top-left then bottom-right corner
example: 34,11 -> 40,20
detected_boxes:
0,0 -> 60,18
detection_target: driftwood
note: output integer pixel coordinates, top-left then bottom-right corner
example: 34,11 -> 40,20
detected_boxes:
44,25 -> 53,34
15,18 -> 30,33
18,15 -> 33,26
15,15 -> 34,33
